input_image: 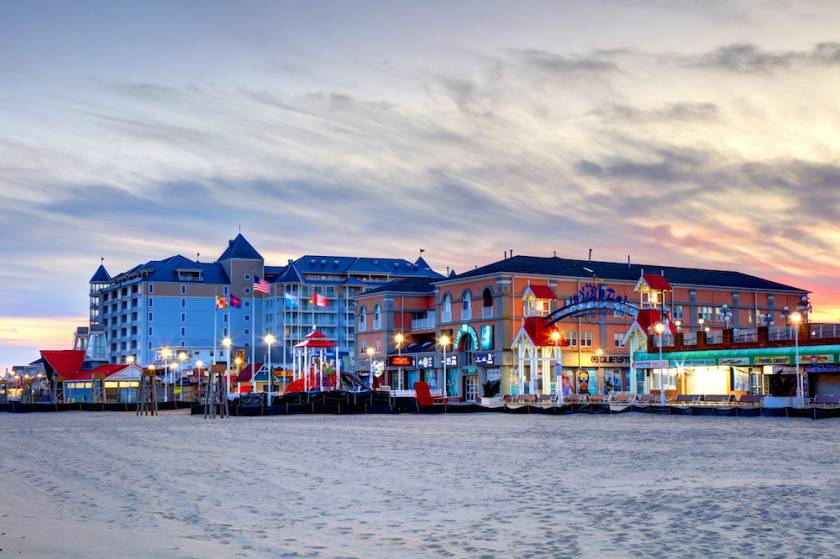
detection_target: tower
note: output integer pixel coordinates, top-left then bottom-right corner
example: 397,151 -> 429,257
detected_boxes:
89,261 -> 111,330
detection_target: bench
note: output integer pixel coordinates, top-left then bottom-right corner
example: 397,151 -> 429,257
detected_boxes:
674,394 -> 701,404
637,394 -> 660,404
703,394 -> 734,405
588,395 -> 609,404
564,394 -> 588,404
610,394 -> 637,403
813,394 -> 840,406
737,394 -> 762,406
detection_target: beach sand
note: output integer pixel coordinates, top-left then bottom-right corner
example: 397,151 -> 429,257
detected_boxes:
1,411 -> 839,558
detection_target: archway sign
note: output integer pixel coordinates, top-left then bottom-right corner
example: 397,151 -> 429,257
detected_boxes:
545,283 -> 638,326
453,323 -> 479,351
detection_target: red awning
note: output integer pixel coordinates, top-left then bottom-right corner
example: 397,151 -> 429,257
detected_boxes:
527,285 -> 556,299
293,330 -> 337,348
642,274 -> 672,291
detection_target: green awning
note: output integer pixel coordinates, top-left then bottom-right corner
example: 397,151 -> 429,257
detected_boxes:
634,344 -> 840,367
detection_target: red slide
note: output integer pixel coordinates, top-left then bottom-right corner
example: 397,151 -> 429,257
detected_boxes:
284,372 -> 338,393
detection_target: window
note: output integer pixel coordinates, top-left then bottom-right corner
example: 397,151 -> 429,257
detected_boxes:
567,331 -> 577,346
244,287 -> 251,295
699,306 -> 714,321
441,294 -> 452,323
461,290 -> 472,320
224,328 -> 228,336
131,312 -> 137,321
181,313 -> 185,322
131,340 -> 137,349
131,326 -> 137,335
120,328 -> 127,336
673,305 -> 684,320
149,298 -> 153,307
373,304 -> 381,329
224,286 -> 229,295
613,332 -> 626,348
244,329 -> 250,335
132,298 -> 138,307
132,285 -> 138,294
244,273 -> 251,280
181,327 -> 185,336
224,314 -> 228,322
360,340 -> 367,355
103,318 -> 108,326
359,306 -> 367,331
245,314 -> 250,321
148,327 -> 153,335
148,312 -> 153,321
180,284 -> 186,294
181,298 -> 186,307
149,284 -> 154,294
580,331 -> 593,348
245,300 -> 250,307
482,288 -> 493,319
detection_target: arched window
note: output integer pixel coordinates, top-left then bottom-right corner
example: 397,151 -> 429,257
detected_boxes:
461,290 -> 472,320
373,304 -> 382,330
359,306 -> 367,331
482,288 -> 493,319
441,294 -> 452,323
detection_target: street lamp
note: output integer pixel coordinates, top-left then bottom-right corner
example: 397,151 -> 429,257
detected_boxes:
366,346 -> 376,390
790,311 -> 803,403
222,337 -> 232,396
177,351 -> 187,401
126,355 -> 135,365
654,322 -> 666,406
550,330 -> 563,404
439,334 -> 451,399
160,347 -> 172,402
674,319 -> 682,333
394,332 -> 405,391
720,304 -> 732,330
264,333 -> 276,405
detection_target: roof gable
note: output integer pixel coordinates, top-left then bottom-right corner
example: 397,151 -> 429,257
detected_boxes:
217,233 -> 263,261
90,264 -> 111,283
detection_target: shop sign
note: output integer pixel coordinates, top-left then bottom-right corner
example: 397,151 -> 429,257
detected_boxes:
676,359 -> 716,367
718,357 -> 750,366
441,354 -> 458,367
486,368 -> 502,381
463,366 -> 477,375
805,365 -> 840,373
799,354 -> 835,364
416,355 -> 435,369
453,324 -> 479,352
388,355 -> 414,367
590,354 -> 630,365
753,356 -> 791,365
634,359 -> 669,369
549,283 -> 639,322
480,325 -> 494,350
474,351 -> 496,366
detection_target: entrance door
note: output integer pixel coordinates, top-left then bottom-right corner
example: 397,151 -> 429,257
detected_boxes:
464,376 -> 479,402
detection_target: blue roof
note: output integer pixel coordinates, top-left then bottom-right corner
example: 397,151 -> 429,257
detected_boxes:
443,255 -> 806,292
292,255 -> 444,278
360,277 -> 437,296
90,264 -> 111,283
111,255 -> 229,285
217,234 -> 263,261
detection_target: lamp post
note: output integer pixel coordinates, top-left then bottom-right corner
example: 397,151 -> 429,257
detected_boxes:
790,311 -> 803,404
177,351 -> 187,401
654,322 -> 666,406
195,360 -> 204,403
550,330 -> 563,405
234,356 -> 243,396
160,347 -> 172,402
674,319 -> 682,333
595,348 -> 604,394
394,332 -> 404,391
720,304 -> 732,330
222,337 -> 232,397
366,346 -> 375,390
264,333 -> 275,405
439,334 -> 451,399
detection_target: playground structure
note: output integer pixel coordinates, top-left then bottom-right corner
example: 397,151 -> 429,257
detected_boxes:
287,329 -> 342,393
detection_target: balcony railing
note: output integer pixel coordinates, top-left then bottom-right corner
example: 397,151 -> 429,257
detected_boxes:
683,333 -> 697,346
411,316 -> 436,330
706,333 -> 723,344
733,329 -> 757,343
810,324 -> 840,339
653,335 -> 674,348
768,327 -> 795,341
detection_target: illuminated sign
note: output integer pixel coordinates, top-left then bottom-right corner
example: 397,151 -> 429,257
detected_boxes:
441,355 -> 458,367
590,354 -> 630,365
417,356 -> 435,369
634,360 -> 669,369
480,325 -> 494,350
753,356 -> 791,365
388,355 -> 414,367
799,354 -> 835,364
474,352 -> 495,366
677,359 -> 716,367
453,324 -> 479,351
718,357 -> 750,366
547,283 -> 638,324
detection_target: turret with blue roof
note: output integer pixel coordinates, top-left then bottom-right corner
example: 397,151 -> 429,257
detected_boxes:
90,263 -> 111,283
217,233 -> 263,261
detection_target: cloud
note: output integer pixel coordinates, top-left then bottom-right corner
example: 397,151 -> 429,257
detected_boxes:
695,41 -> 840,72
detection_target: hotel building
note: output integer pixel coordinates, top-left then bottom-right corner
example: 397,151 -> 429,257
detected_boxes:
89,234 -> 442,369
355,254 -> 809,401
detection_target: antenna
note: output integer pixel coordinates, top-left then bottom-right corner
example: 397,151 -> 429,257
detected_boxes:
553,250 -> 557,257
196,252 -> 200,262
238,224 -> 241,234
627,254 -> 631,268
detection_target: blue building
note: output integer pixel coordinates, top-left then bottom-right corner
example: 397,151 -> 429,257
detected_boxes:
91,234 -> 442,371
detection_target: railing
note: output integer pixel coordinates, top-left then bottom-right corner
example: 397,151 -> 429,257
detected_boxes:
683,333 -> 697,346
810,324 -> 840,339
653,335 -> 674,348
706,333 -> 723,344
733,329 -> 757,343
768,327 -> 795,341
411,316 -> 436,330
482,306 -> 493,319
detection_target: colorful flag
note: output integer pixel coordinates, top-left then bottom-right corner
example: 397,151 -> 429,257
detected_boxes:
284,291 -> 298,308
253,276 -> 271,295
230,294 -> 242,308
312,292 -> 328,307
215,295 -> 228,309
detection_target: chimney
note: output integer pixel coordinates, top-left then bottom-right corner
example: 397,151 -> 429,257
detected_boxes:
510,248 -> 513,258
446,266 -> 450,275
588,248 -> 592,262
627,254 -> 630,268
553,250 -> 557,257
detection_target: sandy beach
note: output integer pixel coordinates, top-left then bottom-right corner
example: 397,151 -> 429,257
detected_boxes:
1,412 -> 839,558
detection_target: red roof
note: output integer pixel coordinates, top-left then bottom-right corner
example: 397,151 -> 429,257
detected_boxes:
527,285 -> 556,299
642,274 -> 671,291
294,330 -> 337,348
40,350 -> 86,378
237,363 -> 263,383
522,317 -> 569,347
635,309 -> 676,336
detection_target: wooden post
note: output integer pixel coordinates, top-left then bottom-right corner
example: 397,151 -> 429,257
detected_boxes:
136,369 -> 159,416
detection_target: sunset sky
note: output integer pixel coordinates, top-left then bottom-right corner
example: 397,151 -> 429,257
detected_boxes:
2,0 -> 840,370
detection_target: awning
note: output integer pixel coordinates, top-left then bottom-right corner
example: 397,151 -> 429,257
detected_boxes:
634,344 -> 840,368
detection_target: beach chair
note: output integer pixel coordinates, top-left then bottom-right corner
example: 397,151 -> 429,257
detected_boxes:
413,382 -> 447,407
538,394 -> 552,406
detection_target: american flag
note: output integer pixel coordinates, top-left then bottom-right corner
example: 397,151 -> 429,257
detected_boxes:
253,276 -> 271,295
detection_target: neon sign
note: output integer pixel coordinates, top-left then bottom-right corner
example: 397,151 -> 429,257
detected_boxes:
546,283 -> 638,325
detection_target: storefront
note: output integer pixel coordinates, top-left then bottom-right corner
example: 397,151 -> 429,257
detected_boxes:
562,352 -> 631,395
633,345 -> 840,397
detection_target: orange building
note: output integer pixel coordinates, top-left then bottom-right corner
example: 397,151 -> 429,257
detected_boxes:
355,254 -> 808,401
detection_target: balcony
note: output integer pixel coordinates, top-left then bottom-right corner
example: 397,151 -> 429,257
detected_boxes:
768,327 -> 795,341
411,315 -> 436,330
810,324 -> 840,339
733,329 -> 757,343
706,332 -> 723,344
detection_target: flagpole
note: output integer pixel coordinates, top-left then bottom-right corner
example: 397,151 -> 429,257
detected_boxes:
213,290 -> 217,397
227,296 -> 232,396
282,289 -> 287,396
251,288 -> 256,396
